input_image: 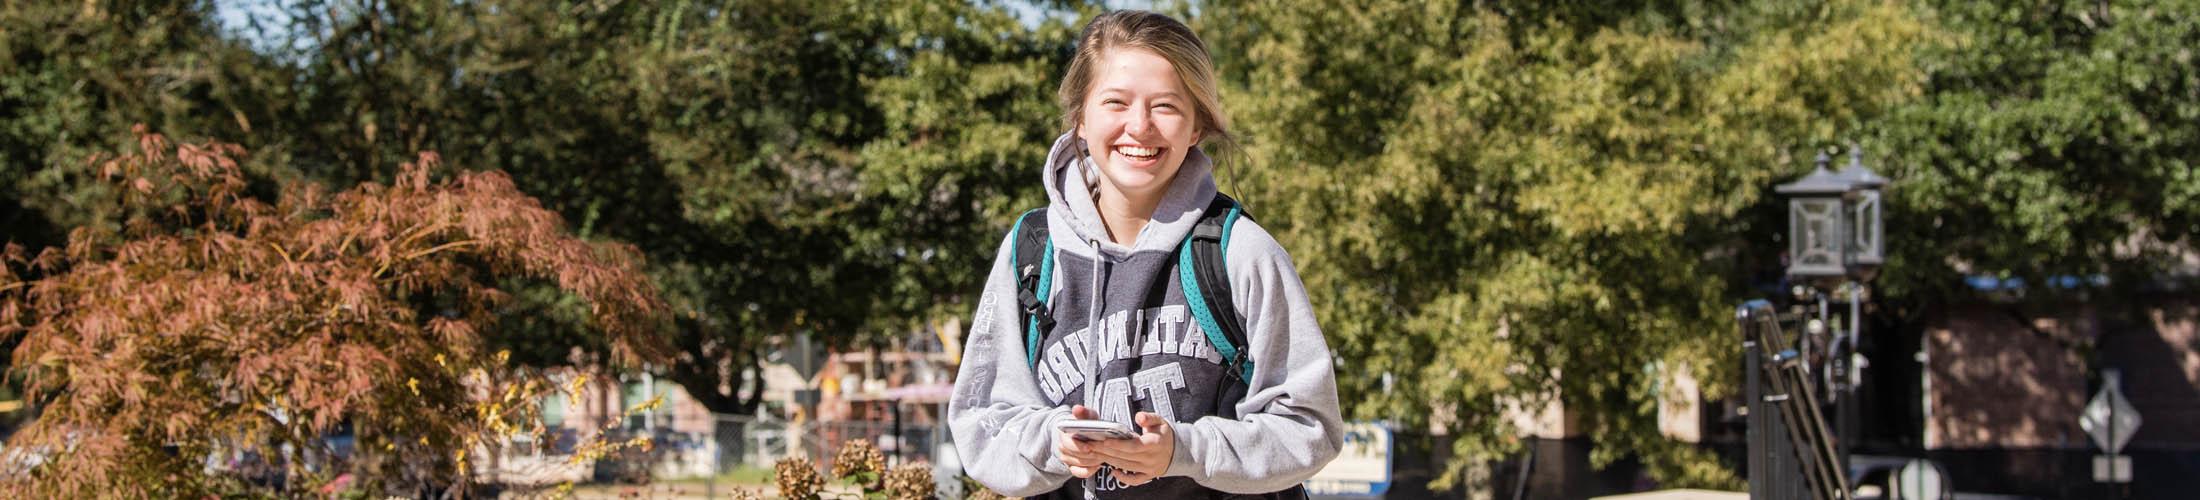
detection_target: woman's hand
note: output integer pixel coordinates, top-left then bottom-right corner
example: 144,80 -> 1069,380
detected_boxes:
1055,405 -> 1109,478
1089,412 -> 1176,487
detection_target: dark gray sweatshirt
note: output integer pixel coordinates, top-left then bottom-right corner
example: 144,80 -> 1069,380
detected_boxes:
949,133 -> 1343,497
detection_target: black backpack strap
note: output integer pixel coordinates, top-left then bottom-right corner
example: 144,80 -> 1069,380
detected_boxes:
1178,194 -> 1256,417
1010,208 -> 1055,368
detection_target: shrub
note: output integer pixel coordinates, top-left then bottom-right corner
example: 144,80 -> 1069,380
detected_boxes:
0,126 -> 670,496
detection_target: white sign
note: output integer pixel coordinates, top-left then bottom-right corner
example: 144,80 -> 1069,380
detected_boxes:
2080,370 -> 2141,453
2093,455 -> 2132,483
1305,422 -> 1392,496
1896,459 -> 1945,500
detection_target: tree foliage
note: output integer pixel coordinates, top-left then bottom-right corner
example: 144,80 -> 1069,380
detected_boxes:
3,0 -> 1075,418
188,0 -> 1072,414
0,126 -> 668,496
1868,0 -> 2200,303
1,0 -> 289,248
1191,0 -> 1940,487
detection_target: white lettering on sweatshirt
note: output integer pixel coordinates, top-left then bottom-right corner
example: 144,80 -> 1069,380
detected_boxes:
1140,305 -> 1185,356
1131,362 -> 1187,422
1035,305 -> 1216,403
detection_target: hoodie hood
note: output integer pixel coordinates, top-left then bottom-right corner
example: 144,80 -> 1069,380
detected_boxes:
1040,132 -> 1220,257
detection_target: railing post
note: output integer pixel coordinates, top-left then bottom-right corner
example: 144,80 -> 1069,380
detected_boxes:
1743,302 -> 1769,499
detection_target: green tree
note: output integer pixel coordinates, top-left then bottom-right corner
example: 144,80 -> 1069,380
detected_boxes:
2,0 -> 1077,416
225,0 -> 1077,413
0,0 -> 294,249
849,2 -> 1081,333
1191,0 -> 1941,488
1867,0 -> 2200,303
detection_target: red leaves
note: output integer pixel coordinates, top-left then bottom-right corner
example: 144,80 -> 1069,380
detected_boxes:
0,125 -> 673,495
425,317 -> 477,346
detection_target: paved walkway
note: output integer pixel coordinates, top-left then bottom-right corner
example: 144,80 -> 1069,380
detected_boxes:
1593,489 -> 1749,500
547,480 -> 861,499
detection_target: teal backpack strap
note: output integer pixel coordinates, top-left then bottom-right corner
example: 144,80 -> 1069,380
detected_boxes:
1179,194 -> 1255,388
1010,208 -> 1055,368
1026,241 -> 1054,367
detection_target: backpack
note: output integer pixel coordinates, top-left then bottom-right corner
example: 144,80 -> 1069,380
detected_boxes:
1008,194 -> 1256,417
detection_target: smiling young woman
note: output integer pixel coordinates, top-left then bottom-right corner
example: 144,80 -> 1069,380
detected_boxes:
1055,12 -> 1236,247
949,10 -> 1343,500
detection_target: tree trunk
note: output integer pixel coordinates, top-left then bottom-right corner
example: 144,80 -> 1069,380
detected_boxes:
665,318 -> 763,416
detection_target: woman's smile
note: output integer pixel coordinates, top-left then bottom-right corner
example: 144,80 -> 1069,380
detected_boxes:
1113,144 -> 1166,168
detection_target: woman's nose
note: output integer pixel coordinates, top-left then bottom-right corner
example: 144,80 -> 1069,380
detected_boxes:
1124,111 -> 1150,137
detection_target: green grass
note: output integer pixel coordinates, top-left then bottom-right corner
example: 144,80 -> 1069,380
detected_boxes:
656,464 -> 775,487
716,464 -> 775,485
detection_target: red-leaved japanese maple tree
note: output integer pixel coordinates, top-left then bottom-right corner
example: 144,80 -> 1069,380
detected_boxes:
0,126 -> 670,496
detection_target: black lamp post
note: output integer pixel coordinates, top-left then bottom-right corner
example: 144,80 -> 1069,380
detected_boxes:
1773,146 -> 1891,487
1776,148 -> 1889,277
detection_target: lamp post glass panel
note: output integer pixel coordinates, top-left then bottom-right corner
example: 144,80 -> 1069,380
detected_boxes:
1778,152 -> 1856,279
1835,149 -> 1887,274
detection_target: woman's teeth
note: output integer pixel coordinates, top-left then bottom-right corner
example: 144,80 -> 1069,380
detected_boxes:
1117,146 -> 1161,159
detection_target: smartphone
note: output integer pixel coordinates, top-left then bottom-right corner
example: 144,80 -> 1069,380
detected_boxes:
1056,419 -> 1137,442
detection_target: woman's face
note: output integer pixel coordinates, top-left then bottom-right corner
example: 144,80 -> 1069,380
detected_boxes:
1078,48 -> 1201,201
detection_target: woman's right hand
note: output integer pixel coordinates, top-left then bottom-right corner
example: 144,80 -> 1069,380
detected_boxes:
1056,405 -> 1108,478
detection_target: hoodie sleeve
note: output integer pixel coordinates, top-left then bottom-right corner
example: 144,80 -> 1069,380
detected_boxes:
948,230 -> 1076,497
1163,219 -> 1346,493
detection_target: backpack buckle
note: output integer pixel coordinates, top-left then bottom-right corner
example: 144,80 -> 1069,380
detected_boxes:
1223,350 -> 1251,383
1016,264 -> 1043,313
1016,264 -> 1054,332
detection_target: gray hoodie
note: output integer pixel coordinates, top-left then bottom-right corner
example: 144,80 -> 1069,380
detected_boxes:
949,133 -> 1343,497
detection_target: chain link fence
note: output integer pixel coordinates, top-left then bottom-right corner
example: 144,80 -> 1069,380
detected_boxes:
506,409 -> 963,497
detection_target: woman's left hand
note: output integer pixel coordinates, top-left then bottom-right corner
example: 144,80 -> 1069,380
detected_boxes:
1089,412 -> 1176,487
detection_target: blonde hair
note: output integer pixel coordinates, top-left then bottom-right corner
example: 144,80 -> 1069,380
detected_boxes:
1058,11 -> 1235,158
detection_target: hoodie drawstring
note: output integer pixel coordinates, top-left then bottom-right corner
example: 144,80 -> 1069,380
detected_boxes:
1081,237 -> 1108,500
1082,237 -> 1105,411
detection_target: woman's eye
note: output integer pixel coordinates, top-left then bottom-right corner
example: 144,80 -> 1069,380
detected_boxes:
1102,99 -> 1127,107
1154,103 -> 1180,113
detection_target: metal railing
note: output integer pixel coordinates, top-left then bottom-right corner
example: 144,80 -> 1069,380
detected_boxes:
1740,299 -> 1853,500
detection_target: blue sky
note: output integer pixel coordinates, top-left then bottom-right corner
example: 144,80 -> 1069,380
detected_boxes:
210,0 -> 1163,38
208,0 -> 1175,62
